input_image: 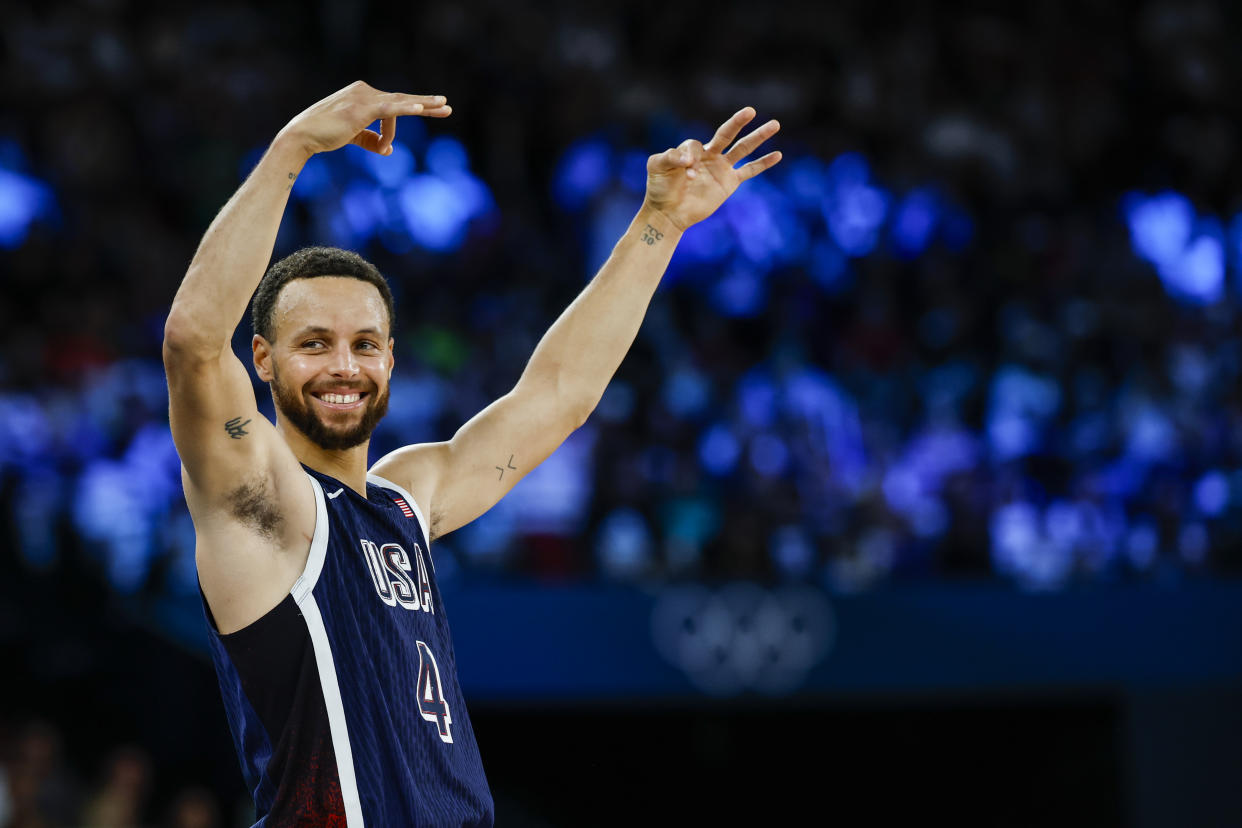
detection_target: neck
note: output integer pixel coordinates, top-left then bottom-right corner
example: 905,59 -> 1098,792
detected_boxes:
276,418 -> 371,495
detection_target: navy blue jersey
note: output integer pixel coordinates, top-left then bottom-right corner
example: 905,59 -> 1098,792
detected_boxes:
203,466 -> 493,826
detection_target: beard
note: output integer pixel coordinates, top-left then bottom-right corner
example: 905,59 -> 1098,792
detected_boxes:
271,367 -> 390,451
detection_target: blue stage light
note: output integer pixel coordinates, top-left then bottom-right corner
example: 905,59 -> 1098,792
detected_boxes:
784,157 -> 827,211
74,459 -> 152,594
439,169 -> 496,222
1194,470 -> 1230,517
340,182 -> 386,240
359,138 -> 416,187
620,150 -> 648,195
399,174 -> 471,251
822,153 -> 890,257
0,168 -> 53,249
425,135 -> 469,175
750,432 -> 790,477
553,137 -> 612,211
677,212 -> 734,264
698,422 -> 741,476
891,188 -> 939,259
1124,190 -> 1194,267
1123,192 -> 1228,304
737,370 -> 778,429
663,365 -> 711,419
771,526 -> 815,578
290,154 -> 333,200
725,179 -> 797,266
808,238 -> 850,292
1156,230 -> 1224,305
596,507 -> 653,579
711,263 -> 767,317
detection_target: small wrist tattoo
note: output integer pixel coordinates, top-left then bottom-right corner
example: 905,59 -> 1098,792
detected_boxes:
225,416 -> 252,439
640,224 -> 664,246
495,454 -> 517,480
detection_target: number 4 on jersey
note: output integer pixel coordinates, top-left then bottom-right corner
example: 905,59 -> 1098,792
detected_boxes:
416,641 -> 453,743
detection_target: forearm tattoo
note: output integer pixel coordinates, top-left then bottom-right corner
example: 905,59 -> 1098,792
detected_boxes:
640,224 -> 664,245
495,454 -> 517,480
287,171 -> 296,190
225,416 -> 252,439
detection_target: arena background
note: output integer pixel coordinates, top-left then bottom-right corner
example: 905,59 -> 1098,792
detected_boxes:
4,1 -> 1242,825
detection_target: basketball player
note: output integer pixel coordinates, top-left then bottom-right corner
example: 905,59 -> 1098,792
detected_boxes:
162,81 -> 780,825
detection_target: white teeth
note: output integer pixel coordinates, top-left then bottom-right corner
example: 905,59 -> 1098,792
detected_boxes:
322,393 -> 361,404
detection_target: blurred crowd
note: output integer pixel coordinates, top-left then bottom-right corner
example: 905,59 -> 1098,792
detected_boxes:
0,721 -> 226,828
7,0 -> 1242,821
3,0 -> 1242,614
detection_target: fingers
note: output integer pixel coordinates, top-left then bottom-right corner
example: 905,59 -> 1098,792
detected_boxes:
703,107 -> 756,154
374,91 -> 443,116
725,119 -> 780,165
374,97 -> 451,120
372,99 -> 425,121
341,81 -> 448,116
736,150 -> 783,181
361,92 -> 452,156
371,93 -> 454,121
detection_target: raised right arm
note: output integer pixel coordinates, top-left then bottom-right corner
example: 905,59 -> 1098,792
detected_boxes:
164,82 -> 448,631
163,82 -> 446,504
162,133 -> 310,500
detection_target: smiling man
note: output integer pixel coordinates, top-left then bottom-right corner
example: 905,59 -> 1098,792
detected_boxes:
162,81 -> 780,826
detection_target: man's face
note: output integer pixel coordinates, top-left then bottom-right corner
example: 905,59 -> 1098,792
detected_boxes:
258,276 -> 394,451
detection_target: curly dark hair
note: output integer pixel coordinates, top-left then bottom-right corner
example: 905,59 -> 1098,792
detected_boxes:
250,246 -> 395,342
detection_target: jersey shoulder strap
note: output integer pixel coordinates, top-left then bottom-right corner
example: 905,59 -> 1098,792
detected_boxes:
366,472 -> 431,549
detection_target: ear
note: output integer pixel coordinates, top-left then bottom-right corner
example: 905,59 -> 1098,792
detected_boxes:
388,337 -> 395,378
253,334 -> 275,382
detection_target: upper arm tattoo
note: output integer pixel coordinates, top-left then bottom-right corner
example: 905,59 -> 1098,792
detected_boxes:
495,454 -> 517,481
225,416 -> 252,439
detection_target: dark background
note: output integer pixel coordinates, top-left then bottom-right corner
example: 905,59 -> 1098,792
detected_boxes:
4,1 -> 1242,825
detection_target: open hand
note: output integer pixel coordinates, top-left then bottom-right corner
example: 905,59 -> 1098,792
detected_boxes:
643,108 -> 782,232
278,80 -> 452,161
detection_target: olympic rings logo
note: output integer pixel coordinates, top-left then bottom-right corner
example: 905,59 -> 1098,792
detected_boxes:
650,584 -> 836,696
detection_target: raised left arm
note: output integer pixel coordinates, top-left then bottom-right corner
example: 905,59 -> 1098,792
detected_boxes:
371,108 -> 781,541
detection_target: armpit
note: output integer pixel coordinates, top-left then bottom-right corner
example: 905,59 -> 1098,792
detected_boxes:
227,476 -> 285,540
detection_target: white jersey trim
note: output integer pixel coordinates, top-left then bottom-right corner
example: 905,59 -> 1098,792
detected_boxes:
291,473 -> 365,826
291,473 -> 330,604
367,473 -> 432,554
299,594 -> 365,827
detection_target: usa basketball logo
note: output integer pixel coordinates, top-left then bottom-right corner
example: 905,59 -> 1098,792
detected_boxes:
359,538 -> 435,614
393,497 -> 415,519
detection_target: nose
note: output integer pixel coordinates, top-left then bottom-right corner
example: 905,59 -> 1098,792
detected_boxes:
327,343 -> 360,378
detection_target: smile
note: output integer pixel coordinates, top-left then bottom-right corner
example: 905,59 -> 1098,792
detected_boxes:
312,391 -> 368,410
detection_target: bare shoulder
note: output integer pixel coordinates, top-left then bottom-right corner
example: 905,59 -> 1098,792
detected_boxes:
370,441 -> 447,541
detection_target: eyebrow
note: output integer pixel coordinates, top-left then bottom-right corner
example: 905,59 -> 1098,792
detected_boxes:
292,326 -> 384,338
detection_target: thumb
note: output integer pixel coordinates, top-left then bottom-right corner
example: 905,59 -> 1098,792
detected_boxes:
350,129 -> 390,155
